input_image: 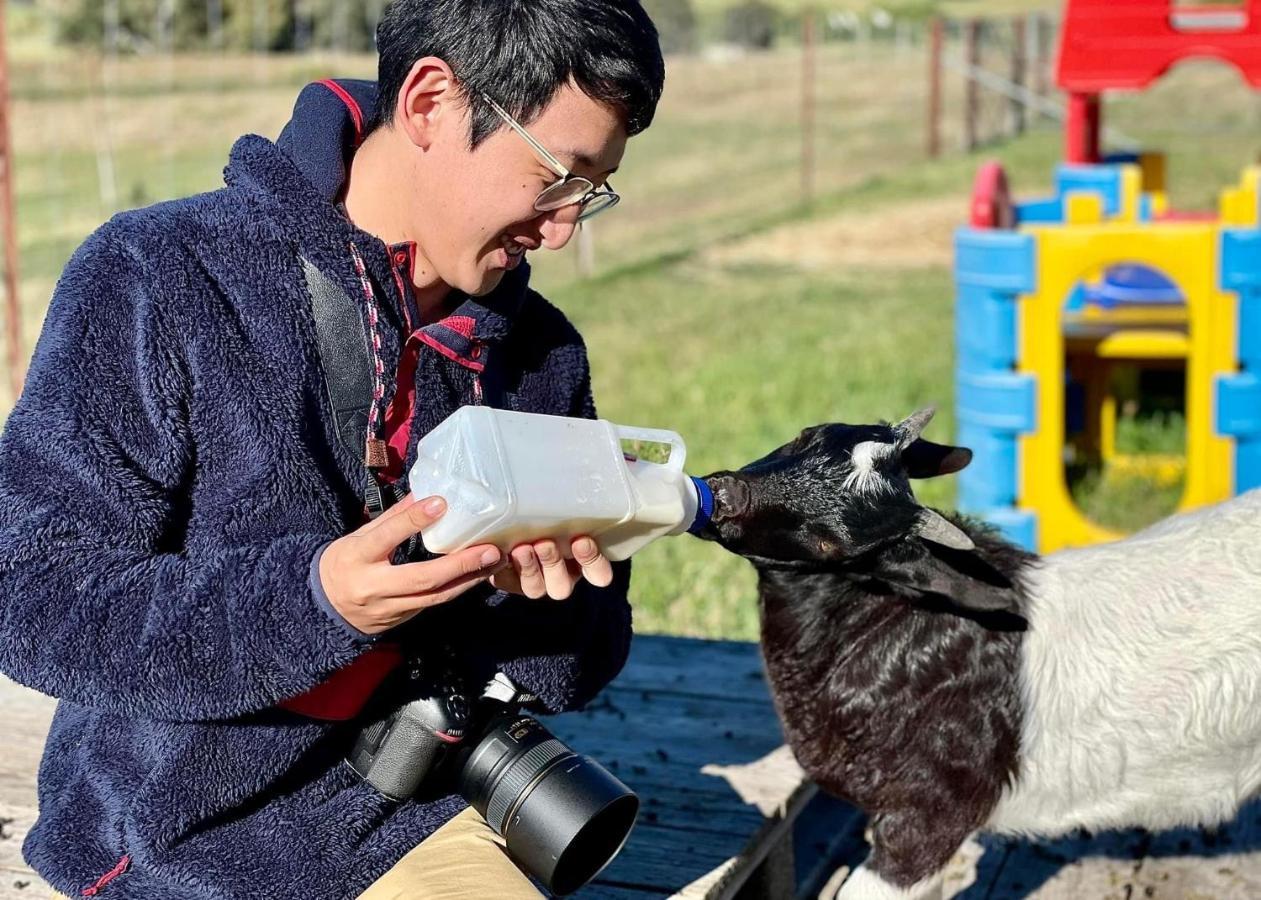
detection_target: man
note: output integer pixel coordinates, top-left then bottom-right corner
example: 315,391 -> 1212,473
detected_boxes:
0,1 -> 665,897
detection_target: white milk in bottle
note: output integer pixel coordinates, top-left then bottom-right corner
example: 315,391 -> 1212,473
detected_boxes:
407,407 -> 713,562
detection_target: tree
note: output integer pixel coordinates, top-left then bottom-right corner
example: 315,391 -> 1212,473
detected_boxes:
723,0 -> 779,51
641,0 -> 698,56
51,0 -> 387,53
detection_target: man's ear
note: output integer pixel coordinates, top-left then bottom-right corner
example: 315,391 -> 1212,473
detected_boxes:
872,536 -> 1023,618
902,439 -> 973,479
395,57 -> 458,151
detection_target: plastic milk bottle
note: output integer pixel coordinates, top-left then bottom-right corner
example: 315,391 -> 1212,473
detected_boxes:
407,407 -> 714,562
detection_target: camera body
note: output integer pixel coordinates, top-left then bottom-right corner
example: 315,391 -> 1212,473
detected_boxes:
347,664 -> 477,801
348,663 -> 638,896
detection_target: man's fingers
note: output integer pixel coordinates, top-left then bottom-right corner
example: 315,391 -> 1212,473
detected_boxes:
572,537 -> 615,588
385,570 -> 497,616
378,544 -> 504,598
535,540 -> 577,601
359,496 -> 448,560
510,545 -> 548,599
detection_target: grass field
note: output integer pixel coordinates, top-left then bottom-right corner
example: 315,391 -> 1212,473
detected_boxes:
5,27 -> 1260,638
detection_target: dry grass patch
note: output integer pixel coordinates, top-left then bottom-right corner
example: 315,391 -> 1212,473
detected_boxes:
704,193 -> 965,272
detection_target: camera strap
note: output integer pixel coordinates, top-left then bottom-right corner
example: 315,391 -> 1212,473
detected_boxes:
302,255 -> 401,521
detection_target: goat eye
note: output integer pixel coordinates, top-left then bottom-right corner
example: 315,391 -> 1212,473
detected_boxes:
818,538 -> 837,555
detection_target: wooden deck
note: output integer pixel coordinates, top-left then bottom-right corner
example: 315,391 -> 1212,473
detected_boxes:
6,636 -> 1261,898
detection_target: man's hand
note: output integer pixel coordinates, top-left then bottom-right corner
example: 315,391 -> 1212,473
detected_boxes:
491,536 -> 615,601
319,495 -> 506,635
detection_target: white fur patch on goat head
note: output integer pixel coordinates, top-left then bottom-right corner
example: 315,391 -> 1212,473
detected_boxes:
843,439 -> 898,496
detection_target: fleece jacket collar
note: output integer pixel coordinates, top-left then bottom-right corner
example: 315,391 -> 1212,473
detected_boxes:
225,78 -> 526,351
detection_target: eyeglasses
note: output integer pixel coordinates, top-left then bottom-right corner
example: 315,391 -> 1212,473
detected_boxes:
479,92 -> 620,223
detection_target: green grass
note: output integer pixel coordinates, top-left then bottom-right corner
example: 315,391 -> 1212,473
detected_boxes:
533,123 -> 1063,637
1070,468 -> 1186,534
554,259 -> 962,638
1115,411 -> 1187,456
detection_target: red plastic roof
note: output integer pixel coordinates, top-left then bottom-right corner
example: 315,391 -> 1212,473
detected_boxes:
1057,0 -> 1261,92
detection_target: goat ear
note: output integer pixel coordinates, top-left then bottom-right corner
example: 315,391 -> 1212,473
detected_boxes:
876,537 -> 1021,616
902,440 -> 973,479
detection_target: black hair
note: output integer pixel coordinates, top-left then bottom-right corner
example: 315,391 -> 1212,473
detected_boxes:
371,0 -> 665,146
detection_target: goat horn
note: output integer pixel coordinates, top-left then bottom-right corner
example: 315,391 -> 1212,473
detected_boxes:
894,407 -> 937,449
913,508 -> 975,551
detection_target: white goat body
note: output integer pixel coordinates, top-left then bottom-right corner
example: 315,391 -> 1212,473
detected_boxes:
992,487 -> 1261,836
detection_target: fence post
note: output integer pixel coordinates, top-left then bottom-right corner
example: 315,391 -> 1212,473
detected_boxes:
802,9 -> 817,203
576,224 -> 596,279
207,0 -> 224,50
1010,16 -> 1027,137
1032,13 -> 1053,119
964,19 -> 982,152
927,17 -> 944,159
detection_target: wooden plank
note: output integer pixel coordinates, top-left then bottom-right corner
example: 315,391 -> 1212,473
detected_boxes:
17,646 -> 1261,898
594,820 -> 739,891
734,832 -> 794,900
975,801 -> 1261,900
578,885 -> 672,900
0,799 -> 49,899
545,638 -> 811,897
599,635 -> 771,703
0,676 -> 52,900
0,677 -> 53,808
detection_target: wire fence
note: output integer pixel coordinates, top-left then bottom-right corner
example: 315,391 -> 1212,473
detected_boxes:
17,3 -> 1261,415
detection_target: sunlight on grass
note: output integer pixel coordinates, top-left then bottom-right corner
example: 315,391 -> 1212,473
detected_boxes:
1069,413 -> 1187,534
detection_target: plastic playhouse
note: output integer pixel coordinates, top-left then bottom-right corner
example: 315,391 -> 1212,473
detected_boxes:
955,0 -> 1261,554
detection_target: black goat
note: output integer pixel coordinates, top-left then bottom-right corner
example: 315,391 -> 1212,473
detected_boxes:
697,408 -> 1261,899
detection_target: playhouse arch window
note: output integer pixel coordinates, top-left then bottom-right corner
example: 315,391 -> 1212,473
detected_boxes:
1062,263 -> 1188,532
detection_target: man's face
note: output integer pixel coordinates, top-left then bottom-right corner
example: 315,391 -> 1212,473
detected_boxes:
414,82 -> 627,298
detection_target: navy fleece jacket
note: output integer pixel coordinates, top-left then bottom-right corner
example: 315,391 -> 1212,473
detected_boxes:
0,79 -> 632,899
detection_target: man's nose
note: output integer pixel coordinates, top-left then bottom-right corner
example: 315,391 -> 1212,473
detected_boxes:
537,207 -> 580,251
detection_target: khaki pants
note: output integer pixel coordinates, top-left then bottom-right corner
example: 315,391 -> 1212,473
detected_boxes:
358,808 -> 542,899
50,808 -> 542,900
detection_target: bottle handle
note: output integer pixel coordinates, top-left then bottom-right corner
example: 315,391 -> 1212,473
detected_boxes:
614,425 -> 687,472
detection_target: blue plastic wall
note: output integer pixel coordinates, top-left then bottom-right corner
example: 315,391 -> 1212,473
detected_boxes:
1015,163 -> 1154,227
955,228 -> 1039,549
1218,229 -> 1261,492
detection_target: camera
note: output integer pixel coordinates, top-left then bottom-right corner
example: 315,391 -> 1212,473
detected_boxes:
349,663 -> 638,896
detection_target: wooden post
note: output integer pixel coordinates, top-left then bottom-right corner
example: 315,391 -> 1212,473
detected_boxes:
801,9 -> 817,203
253,0 -> 268,51
964,19 -> 982,152
207,0 -> 224,50
1033,13 -> 1052,118
0,3 -> 23,400
927,18 -> 944,159
576,223 -> 596,278
293,0 -> 311,52
1010,16 -> 1028,137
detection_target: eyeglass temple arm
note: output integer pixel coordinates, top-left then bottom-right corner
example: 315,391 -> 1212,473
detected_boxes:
479,92 -> 572,179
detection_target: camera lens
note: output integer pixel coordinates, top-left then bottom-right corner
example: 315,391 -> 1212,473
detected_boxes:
458,715 -> 638,896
